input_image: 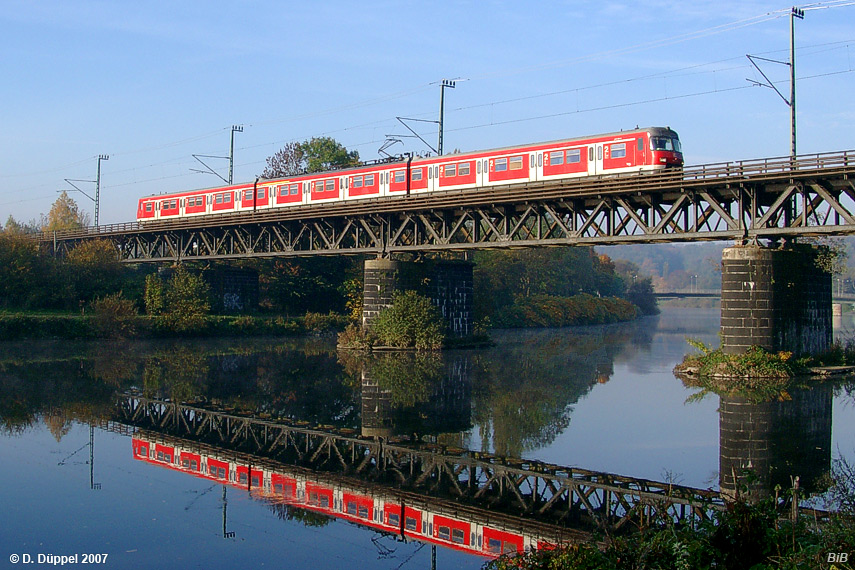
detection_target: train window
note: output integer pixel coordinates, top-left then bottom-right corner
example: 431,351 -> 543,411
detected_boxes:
495,158 -> 508,172
326,180 -> 335,191
182,458 -> 190,468
597,146 -> 603,160
138,446 -> 147,456
445,164 -> 456,177
239,472 -> 247,483
190,460 -> 197,470
218,467 -> 226,478
509,156 -> 524,170
405,517 -> 418,531
412,169 -> 423,181
611,143 -> 627,159
638,138 -> 644,152
477,160 -> 481,174
358,505 -> 369,518
503,541 -> 518,553
538,153 -> 542,167
224,193 -> 231,203
258,188 -> 266,199
428,167 -> 433,180
320,496 -> 330,508
438,526 -> 451,540
157,451 -> 164,460
346,501 -> 357,515
550,151 -> 564,166
459,162 -> 470,176
589,147 -> 594,161
251,476 -> 260,487
452,529 -> 466,544
353,176 -> 363,188
365,174 -> 374,186
530,154 -> 535,168
145,203 -> 152,212
394,170 -> 405,183
566,149 -> 581,163
244,190 -> 254,201
389,513 -> 400,526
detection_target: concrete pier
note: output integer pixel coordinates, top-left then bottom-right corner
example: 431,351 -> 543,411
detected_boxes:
361,258 -> 473,337
720,246 -> 832,356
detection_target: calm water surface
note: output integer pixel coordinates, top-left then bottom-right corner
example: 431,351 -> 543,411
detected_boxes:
1,307 -> 853,569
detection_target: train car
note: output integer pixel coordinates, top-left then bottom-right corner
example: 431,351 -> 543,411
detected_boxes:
136,127 -> 681,223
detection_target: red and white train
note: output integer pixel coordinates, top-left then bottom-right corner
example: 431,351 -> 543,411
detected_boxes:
132,434 -> 568,558
137,127 -> 682,222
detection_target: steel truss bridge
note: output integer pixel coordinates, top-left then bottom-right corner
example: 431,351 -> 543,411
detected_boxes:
109,394 -> 727,533
39,150 -> 855,261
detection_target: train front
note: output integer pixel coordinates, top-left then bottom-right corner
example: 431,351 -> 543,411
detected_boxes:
649,128 -> 683,168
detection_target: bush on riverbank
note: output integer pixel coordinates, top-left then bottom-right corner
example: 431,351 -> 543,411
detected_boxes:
0,312 -> 346,340
492,293 -> 639,329
372,291 -> 446,350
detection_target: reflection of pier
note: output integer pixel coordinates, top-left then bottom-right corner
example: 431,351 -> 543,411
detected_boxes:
110,394 -> 726,533
719,386 -> 833,501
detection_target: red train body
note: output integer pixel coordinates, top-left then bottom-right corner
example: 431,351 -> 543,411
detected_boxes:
132,434 -> 565,558
137,127 -> 682,222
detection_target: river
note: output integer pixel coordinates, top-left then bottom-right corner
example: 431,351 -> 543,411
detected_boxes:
0,307 -> 853,569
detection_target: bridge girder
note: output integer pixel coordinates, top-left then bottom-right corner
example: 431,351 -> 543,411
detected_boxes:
39,151 -> 855,261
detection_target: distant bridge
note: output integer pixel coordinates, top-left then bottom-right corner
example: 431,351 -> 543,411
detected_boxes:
38,150 -> 855,261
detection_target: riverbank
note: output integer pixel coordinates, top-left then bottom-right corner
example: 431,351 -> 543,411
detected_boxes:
0,312 -> 348,340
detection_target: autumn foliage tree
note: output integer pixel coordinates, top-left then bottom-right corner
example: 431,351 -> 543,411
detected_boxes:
46,191 -> 90,231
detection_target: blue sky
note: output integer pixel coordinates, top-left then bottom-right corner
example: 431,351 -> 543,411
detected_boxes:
2,0 -> 854,225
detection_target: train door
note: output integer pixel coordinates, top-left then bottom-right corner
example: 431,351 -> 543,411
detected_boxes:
589,144 -> 603,175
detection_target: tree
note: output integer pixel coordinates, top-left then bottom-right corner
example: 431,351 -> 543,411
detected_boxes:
46,191 -> 90,231
64,239 -> 123,303
260,136 -> 359,179
261,141 -> 305,179
301,136 -> 359,173
161,266 -> 210,332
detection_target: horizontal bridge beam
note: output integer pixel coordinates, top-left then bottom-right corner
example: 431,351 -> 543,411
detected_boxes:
37,150 -> 855,261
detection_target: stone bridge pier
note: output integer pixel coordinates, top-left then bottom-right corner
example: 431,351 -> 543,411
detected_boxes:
362,258 -> 473,338
720,245 -> 832,356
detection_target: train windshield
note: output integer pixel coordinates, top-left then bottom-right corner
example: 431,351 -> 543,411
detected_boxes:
651,136 -> 682,153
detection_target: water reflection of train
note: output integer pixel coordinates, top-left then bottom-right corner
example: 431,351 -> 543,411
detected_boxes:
132,433 -> 568,558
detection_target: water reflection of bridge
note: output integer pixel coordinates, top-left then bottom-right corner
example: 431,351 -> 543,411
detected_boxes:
109,394 -> 727,535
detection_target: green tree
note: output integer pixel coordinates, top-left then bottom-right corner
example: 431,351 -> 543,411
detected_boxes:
144,274 -> 165,315
260,136 -> 359,179
301,136 -> 359,173
46,191 -> 89,231
64,239 -> 123,304
0,230 -> 44,308
162,266 -> 210,332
